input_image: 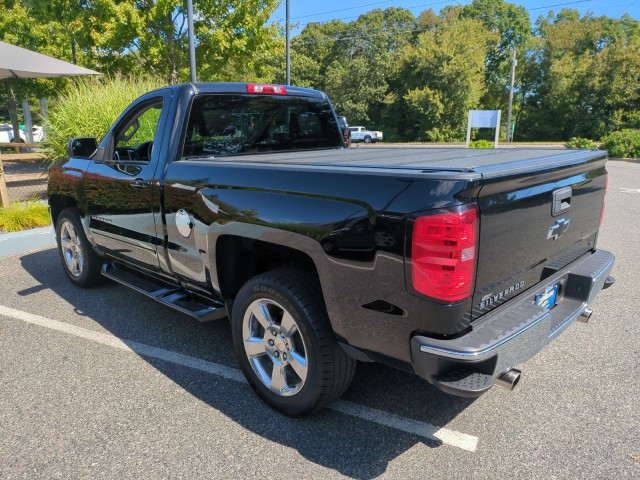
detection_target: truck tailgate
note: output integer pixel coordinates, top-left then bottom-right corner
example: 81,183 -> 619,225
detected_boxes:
471,151 -> 608,320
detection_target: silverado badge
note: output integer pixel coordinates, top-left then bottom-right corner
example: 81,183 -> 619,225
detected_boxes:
479,281 -> 525,309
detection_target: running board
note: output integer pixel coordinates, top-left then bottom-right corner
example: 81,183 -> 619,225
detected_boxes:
101,262 -> 227,322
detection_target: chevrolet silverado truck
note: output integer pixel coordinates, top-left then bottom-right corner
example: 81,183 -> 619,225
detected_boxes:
349,125 -> 383,143
48,82 -> 615,416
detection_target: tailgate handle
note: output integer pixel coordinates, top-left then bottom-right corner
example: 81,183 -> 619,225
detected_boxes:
552,187 -> 572,216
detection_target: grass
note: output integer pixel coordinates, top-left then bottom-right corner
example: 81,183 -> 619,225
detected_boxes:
44,76 -> 165,160
0,200 -> 51,233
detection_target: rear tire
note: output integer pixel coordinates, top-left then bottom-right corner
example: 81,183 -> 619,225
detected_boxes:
55,208 -> 103,287
231,269 -> 356,416
364,135 -> 372,144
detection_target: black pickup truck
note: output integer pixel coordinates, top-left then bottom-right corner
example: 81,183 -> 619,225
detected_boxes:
48,82 -> 615,416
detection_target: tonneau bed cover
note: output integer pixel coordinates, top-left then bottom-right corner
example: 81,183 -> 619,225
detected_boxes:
195,147 -> 606,174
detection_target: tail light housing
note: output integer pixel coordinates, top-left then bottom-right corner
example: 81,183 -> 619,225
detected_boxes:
410,205 -> 478,302
599,171 -> 608,227
247,84 -> 287,95
342,127 -> 351,145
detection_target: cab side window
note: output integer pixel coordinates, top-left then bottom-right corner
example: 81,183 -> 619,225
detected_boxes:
114,99 -> 164,162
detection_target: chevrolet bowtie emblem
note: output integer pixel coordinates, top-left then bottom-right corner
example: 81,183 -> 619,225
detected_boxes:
547,218 -> 571,240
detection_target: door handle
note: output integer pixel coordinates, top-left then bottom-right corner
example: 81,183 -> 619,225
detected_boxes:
552,187 -> 572,215
130,178 -> 150,188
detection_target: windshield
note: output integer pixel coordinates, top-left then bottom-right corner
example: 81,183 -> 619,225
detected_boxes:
182,94 -> 342,159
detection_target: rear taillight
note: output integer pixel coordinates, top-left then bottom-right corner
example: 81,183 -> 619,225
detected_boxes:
247,84 -> 287,95
599,172 -> 608,227
411,205 -> 478,302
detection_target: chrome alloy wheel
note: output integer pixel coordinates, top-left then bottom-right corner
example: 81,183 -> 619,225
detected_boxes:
59,220 -> 84,277
242,298 -> 309,397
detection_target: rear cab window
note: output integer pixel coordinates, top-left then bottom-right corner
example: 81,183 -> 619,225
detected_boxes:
181,94 -> 342,159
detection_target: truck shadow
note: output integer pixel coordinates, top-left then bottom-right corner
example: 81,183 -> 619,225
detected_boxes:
19,249 -> 476,479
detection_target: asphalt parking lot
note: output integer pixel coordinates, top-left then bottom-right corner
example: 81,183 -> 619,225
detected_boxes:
1,160 -> 638,479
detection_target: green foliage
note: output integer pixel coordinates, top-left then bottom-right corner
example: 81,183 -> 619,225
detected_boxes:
0,201 -> 51,233
44,77 -> 164,160
600,129 -> 640,159
3,1 -> 640,145
0,0 -> 281,84
385,18 -> 497,142
461,0 -> 531,109
519,12 -> 640,141
469,139 -> 495,148
291,8 -> 417,125
565,137 -> 596,149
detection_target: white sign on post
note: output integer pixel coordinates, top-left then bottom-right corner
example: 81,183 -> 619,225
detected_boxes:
466,110 -> 501,148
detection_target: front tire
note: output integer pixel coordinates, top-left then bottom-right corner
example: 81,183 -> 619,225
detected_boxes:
231,269 -> 356,416
55,208 -> 103,287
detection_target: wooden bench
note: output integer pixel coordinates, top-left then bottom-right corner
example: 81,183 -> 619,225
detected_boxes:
0,142 -> 50,207
0,152 -> 47,162
0,142 -> 42,152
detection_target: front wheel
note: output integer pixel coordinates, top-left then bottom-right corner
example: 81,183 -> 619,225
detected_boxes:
55,208 -> 103,287
231,269 -> 356,416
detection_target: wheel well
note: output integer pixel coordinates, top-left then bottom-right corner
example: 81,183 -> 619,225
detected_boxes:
49,195 -> 79,226
216,235 -> 320,301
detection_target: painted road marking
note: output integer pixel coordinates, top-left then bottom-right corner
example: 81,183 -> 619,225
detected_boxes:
0,304 -> 478,453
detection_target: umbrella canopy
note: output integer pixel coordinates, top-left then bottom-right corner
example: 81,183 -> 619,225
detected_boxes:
0,41 -> 99,79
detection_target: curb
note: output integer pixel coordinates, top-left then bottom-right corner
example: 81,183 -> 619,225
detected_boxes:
0,225 -> 55,258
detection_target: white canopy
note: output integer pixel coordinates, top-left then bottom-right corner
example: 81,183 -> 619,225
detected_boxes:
0,40 -> 100,79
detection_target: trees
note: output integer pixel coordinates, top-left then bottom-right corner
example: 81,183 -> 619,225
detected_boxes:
2,1 -> 639,143
461,0 -> 531,111
517,11 -> 640,140
383,15 -> 496,141
1,0 -> 281,139
291,8 -> 416,125
0,0 -> 281,85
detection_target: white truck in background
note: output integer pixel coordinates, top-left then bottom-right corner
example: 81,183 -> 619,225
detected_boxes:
349,126 -> 383,143
0,123 -> 45,143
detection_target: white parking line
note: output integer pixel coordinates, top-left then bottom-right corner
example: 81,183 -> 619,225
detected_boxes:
0,304 -> 479,453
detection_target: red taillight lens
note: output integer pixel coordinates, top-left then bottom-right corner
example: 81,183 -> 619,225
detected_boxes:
247,84 -> 287,95
411,205 -> 478,302
599,172 -> 608,227
342,127 -> 350,143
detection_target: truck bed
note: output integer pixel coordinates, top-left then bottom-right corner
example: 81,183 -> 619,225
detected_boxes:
199,147 -> 606,175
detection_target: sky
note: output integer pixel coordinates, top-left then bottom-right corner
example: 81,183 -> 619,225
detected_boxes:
270,0 -> 640,35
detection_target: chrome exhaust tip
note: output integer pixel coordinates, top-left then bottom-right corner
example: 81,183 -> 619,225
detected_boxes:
495,368 -> 522,391
603,275 -> 615,290
578,308 -> 593,323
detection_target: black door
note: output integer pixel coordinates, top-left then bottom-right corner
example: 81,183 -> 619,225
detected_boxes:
84,90 -> 172,269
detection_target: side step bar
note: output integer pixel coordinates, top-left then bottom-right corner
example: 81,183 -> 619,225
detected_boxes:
102,262 -> 227,322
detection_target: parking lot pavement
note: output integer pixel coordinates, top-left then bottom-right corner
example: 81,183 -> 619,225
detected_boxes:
1,160 -> 639,479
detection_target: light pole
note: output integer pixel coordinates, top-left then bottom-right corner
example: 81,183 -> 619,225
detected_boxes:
187,0 -> 197,83
286,0 -> 290,85
506,49 -> 517,142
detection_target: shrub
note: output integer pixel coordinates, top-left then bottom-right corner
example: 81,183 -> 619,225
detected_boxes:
469,139 -> 494,149
44,76 -> 164,160
565,137 -> 596,150
600,129 -> 640,159
0,200 -> 51,232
